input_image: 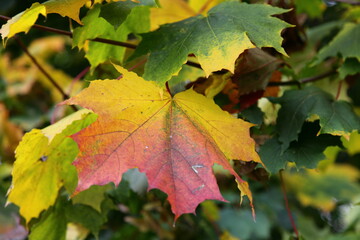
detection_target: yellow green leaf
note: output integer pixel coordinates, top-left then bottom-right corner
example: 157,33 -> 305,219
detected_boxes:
150,0 -> 196,30
7,110 -> 96,223
0,0 -> 89,44
0,3 -> 46,45
44,0 -> 89,23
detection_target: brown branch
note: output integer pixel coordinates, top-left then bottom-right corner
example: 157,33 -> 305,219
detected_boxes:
300,70 -> 337,84
14,36 -> 78,111
0,15 -> 138,49
279,170 -> 299,239
0,15 -> 335,84
267,69 -> 337,87
1,15 -> 203,69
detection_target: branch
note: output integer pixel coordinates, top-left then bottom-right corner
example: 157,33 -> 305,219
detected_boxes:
0,15 -> 202,69
0,15 -> 335,82
14,36 -> 78,111
279,170 -> 299,239
267,69 -> 337,87
300,70 -> 337,83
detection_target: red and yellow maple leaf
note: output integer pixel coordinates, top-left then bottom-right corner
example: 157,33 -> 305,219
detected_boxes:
64,65 -> 262,220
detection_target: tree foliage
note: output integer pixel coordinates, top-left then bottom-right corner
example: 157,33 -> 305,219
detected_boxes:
1,0 -> 360,239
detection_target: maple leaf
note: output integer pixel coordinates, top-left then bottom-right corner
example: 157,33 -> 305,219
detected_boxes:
339,58 -> 360,79
99,0 -> 155,29
260,122 -> 342,174
0,0 -> 89,44
272,86 -> 360,151
130,2 -> 292,84
231,48 -> 283,96
313,22 -> 360,64
150,0 -> 196,30
7,109 -> 96,223
150,0 -> 225,30
64,65 -> 262,220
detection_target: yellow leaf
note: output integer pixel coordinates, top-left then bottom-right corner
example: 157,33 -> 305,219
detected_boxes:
150,0 -> 195,30
342,131 -> 360,155
0,3 -> 46,45
189,0 -> 225,14
45,0 -> 89,24
0,0 -> 89,43
7,110 -> 95,223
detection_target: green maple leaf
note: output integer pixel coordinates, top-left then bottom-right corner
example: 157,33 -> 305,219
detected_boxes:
271,86 -> 360,151
29,195 -> 107,240
339,58 -> 360,78
130,1 -> 292,84
28,197 -> 68,240
260,122 -> 342,174
73,4 -> 150,71
314,23 -> 360,64
7,110 -> 96,223
99,0 -> 156,29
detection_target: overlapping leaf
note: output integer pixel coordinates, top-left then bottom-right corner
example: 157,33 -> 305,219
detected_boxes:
65,65 -> 261,220
29,195 -> 107,240
131,2 -> 292,84
312,22 -> 360,78
7,110 -> 96,223
150,0 -> 198,30
271,86 -> 360,151
314,22 -> 360,63
99,0 -> 155,29
260,122 -> 342,174
232,48 -> 283,96
0,0 -> 89,44
73,3 -> 150,70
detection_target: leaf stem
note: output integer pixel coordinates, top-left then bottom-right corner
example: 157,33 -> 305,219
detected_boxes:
335,80 -> 343,100
14,36 -> 78,111
279,170 -> 299,239
165,81 -> 172,97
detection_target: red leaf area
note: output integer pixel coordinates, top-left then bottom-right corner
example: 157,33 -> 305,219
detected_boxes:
65,68 -> 260,220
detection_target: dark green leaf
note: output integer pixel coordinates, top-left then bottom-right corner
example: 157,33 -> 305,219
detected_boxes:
260,122 -> 342,173
100,0 -> 155,29
271,86 -> 360,150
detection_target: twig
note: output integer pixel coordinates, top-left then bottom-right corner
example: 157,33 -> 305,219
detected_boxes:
14,36 -> 78,111
300,70 -> 337,84
331,0 -> 360,5
69,66 -> 90,95
279,170 -> 299,239
267,69 -> 337,87
0,15 -> 138,49
0,15 -> 336,84
335,80 -> 343,100
1,15 -> 204,70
